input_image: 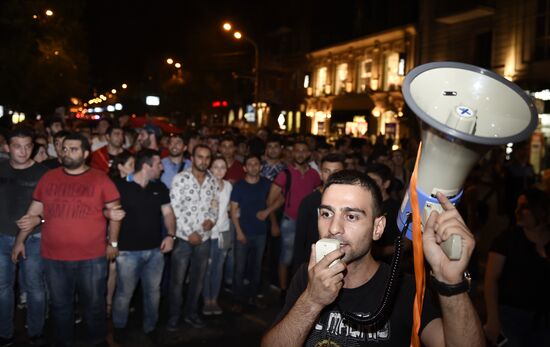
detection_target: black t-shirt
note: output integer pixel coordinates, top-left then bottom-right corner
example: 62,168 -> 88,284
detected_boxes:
42,158 -> 62,169
115,178 -> 170,251
0,160 -> 48,236
490,227 -> 550,312
275,262 -> 441,346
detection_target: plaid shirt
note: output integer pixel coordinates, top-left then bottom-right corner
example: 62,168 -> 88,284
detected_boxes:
260,160 -> 286,182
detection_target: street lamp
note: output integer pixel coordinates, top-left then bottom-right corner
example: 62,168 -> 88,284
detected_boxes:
45,9 -> 53,16
222,22 -> 260,124
174,62 -> 181,69
166,58 -> 174,65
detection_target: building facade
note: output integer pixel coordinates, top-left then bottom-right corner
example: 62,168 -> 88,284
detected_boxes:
304,25 -> 417,142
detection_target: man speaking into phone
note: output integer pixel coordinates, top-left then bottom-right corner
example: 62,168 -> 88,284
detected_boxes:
262,170 -> 484,347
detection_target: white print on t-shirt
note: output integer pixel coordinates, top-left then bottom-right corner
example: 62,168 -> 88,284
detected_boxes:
313,311 -> 390,342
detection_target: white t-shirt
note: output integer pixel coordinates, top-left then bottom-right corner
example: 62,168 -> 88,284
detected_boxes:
211,179 -> 232,239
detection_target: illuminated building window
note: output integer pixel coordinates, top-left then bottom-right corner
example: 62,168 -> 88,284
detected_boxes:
335,63 -> 348,95
357,59 -> 372,93
383,52 -> 401,91
315,67 -> 327,96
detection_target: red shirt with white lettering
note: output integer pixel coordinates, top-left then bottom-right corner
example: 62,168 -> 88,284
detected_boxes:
33,167 -> 120,261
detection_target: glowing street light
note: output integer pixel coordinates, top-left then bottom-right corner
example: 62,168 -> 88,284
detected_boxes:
121,83 -> 128,89
166,58 -> 174,65
45,9 -> 53,16
222,22 -> 232,31
233,31 -> 242,40
174,62 -> 181,69
111,89 -> 117,94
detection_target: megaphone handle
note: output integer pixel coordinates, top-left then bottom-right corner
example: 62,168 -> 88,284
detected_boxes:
440,234 -> 462,260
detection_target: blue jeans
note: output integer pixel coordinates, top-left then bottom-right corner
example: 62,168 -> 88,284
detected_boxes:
203,238 -> 228,302
234,234 -> 267,301
279,215 -> 297,266
113,249 -> 164,333
0,233 -> 46,339
168,238 -> 210,325
44,256 -> 107,346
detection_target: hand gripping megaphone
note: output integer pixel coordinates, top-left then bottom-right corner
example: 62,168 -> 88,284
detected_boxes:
398,61 -> 538,259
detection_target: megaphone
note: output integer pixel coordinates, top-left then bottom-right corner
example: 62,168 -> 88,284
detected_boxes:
398,61 -> 538,259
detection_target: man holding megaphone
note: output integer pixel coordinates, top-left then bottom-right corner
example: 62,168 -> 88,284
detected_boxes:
262,170 -> 484,347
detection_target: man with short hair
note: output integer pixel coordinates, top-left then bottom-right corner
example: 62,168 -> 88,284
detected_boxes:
112,149 -> 176,341
292,153 -> 345,272
168,144 -> 218,329
1,128 -> 49,346
262,170 -> 484,347
42,130 -> 69,169
161,135 -> 190,189
230,154 -> 271,309
220,136 -> 245,185
91,118 -> 111,151
12,132 -> 123,346
90,125 -> 128,173
259,141 -> 321,298
45,117 -> 64,158
260,136 -> 286,182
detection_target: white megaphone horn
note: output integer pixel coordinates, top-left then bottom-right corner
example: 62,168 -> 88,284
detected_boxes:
398,61 -> 539,259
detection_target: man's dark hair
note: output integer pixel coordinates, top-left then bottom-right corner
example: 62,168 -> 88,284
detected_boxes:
321,153 -> 346,167
46,117 -> 63,129
135,149 -> 160,172
266,135 -> 282,146
7,127 -> 34,144
365,163 -> 393,184
324,170 -> 383,218
53,130 -> 70,141
106,125 -> 124,136
220,135 -> 236,146
63,132 -> 91,153
317,141 -> 332,151
293,140 -> 308,148
243,153 -> 262,165
192,143 -> 212,157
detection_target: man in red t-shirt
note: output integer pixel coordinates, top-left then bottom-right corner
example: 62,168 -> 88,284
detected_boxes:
89,125 -> 128,173
258,141 -> 321,299
13,132 -> 123,346
220,136 -> 245,184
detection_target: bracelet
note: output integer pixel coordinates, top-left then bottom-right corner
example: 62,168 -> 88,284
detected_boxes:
429,271 -> 471,296
167,235 -> 177,240
37,215 -> 45,224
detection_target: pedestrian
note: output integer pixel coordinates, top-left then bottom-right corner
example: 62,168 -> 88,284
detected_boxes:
12,132 -> 124,346
168,144 -> 218,329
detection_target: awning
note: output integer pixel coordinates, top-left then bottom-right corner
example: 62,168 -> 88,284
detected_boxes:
331,94 -> 374,111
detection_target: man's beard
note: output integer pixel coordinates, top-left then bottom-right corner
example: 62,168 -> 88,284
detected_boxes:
63,157 -> 85,170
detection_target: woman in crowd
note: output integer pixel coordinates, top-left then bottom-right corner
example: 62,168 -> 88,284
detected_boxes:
202,156 -> 232,315
484,188 -> 550,346
105,152 -> 135,317
31,142 -> 49,163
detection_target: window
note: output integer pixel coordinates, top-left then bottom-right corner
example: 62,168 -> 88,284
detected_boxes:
315,67 -> 328,96
383,52 -> 401,91
335,63 -> 348,95
356,59 -> 372,93
535,0 -> 550,60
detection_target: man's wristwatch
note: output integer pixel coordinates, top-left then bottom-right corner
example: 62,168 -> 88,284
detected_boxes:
109,241 -> 118,248
429,271 -> 471,296
167,234 -> 177,240
37,215 -> 45,224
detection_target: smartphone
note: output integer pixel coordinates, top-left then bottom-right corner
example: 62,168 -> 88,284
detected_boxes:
315,238 -> 341,266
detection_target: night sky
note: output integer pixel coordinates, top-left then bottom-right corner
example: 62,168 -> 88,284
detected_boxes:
82,0 -> 417,93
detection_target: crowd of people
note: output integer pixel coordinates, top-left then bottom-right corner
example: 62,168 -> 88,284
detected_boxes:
0,114 -> 549,346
